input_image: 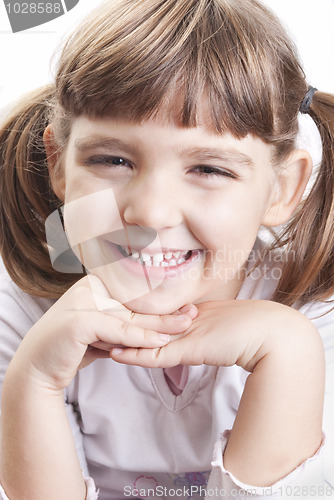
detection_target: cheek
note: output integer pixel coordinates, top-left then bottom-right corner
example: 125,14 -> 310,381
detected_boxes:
190,190 -> 268,261
63,187 -> 124,247
63,166 -> 107,202
190,194 -> 256,244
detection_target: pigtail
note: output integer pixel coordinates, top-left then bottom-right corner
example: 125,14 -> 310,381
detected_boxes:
0,85 -> 84,298
272,91 -> 334,306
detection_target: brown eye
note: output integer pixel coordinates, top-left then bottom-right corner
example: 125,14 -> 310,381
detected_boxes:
85,156 -> 132,168
191,165 -> 237,179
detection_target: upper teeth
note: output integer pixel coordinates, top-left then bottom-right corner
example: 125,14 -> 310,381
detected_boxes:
120,246 -> 191,267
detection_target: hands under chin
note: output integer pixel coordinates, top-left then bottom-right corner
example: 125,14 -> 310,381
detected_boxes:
109,299 -> 321,372
80,301 -> 198,369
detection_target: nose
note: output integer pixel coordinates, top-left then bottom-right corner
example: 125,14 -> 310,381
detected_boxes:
122,176 -> 183,230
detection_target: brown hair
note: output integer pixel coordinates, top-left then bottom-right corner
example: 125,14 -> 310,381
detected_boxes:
0,0 -> 333,305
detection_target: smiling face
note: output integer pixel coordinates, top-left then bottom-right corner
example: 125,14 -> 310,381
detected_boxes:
46,114 -> 298,314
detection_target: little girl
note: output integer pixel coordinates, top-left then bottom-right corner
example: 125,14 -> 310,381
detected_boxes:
0,0 -> 333,499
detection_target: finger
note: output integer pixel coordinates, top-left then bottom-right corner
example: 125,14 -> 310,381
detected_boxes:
110,340 -> 185,368
97,305 -> 194,335
82,312 -> 172,349
89,340 -> 118,351
126,311 -> 193,334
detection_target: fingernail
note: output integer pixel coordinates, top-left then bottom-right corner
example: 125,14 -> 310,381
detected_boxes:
158,334 -> 170,344
179,304 -> 198,319
112,347 -> 125,356
179,304 -> 192,314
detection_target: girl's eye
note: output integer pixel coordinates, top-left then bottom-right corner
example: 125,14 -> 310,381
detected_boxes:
191,165 -> 237,179
84,155 -> 132,168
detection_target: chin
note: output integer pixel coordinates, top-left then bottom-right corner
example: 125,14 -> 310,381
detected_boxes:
123,294 -> 184,315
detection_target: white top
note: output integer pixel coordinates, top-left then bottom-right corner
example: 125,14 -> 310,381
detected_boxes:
0,242 -> 333,500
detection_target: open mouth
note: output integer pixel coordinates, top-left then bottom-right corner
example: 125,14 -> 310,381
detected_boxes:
117,245 -> 201,268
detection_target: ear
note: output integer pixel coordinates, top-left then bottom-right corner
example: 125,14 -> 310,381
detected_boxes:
262,149 -> 313,227
43,124 -> 66,202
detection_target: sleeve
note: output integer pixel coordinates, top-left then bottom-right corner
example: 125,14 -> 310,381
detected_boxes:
206,431 -> 329,500
0,486 -> 8,500
64,400 -> 99,499
302,299 -> 334,491
0,269 -> 99,499
206,298 -> 334,500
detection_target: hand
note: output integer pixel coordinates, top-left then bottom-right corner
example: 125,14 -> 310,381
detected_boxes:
10,275 -> 197,390
110,299 -> 318,371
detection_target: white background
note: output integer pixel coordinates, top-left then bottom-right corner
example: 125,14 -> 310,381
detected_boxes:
0,0 -> 333,112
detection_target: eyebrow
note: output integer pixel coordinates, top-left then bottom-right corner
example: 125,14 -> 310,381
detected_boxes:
181,147 -> 255,169
74,136 -> 255,169
74,136 -> 136,155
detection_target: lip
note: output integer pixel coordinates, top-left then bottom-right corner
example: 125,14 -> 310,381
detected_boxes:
105,241 -> 204,280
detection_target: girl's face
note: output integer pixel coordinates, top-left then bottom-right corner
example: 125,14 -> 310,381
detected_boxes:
56,114 -> 278,314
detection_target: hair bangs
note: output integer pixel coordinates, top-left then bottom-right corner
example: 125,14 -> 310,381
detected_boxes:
54,0 -> 285,141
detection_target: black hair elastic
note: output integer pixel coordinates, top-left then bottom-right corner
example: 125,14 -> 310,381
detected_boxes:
300,86 -> 317,114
